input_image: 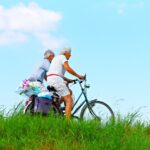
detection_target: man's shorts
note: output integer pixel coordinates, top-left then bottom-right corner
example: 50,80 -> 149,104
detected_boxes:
47,76 -> 70,97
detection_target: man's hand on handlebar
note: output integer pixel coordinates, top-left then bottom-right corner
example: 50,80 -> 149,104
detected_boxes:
67,79 -> 75,84
78,75 -> 86,80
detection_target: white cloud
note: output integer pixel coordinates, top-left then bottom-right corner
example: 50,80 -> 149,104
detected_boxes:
0,2 -> 65,49
110,1 -> 145,16
35,32 -> 68,50
131,1 -> 145,9
0,31 -> 27,45
118,8 -> 125,16
116,2 -> 126,16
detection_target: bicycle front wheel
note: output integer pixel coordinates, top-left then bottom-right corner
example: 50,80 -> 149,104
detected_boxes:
80,99 -> 115,123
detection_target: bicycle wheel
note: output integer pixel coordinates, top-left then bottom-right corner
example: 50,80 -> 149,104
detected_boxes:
80,99 -> 115,123
24,100 -> 34,115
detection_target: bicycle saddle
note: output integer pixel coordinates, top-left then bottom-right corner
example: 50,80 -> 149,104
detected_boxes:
47,85 -> 57,92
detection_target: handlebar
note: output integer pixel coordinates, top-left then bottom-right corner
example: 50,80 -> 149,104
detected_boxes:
69,74 -> 90,89
72,79 -> 84,84
72,74 -> 86,84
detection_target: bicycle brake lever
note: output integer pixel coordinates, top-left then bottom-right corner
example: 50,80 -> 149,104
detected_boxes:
79,80 -> 83,84
85,84 -> 90,88
73,79 -> 77,84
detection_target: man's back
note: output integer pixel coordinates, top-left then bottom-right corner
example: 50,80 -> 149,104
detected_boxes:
29,59 -> 50,83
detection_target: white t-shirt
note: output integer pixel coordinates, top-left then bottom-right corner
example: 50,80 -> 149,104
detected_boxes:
47,55 -> 67,77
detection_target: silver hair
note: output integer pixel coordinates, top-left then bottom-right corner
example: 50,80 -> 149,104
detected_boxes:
44,50 -> 54,59
60,47 -> 71,55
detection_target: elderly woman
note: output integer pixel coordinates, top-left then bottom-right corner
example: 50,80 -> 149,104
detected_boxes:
47,47 -> 85,119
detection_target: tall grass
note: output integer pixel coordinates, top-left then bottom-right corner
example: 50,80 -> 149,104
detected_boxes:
0,108 -> 150,150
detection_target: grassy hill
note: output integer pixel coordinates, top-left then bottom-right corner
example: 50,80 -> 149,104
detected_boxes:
0,110 -> 150,150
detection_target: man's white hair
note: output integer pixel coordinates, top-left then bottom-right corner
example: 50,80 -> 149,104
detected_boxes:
44,49 -> 54,59
60,47 -> 71,55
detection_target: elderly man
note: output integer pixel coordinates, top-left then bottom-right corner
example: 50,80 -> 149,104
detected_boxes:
22,50 -> 55,114
28,50 -> 55,89
47,47 -> 85,119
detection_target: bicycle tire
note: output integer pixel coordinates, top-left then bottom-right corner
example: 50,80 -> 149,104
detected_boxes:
80,99 -> 115,123
24,101 -> 34,115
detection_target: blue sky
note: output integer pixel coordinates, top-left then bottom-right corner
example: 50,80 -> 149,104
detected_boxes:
0,0 -> 150,120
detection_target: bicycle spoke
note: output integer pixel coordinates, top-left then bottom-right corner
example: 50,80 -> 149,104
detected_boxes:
80,100 -> 114,123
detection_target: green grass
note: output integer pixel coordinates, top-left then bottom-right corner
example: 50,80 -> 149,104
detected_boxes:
0,109 -> 150,150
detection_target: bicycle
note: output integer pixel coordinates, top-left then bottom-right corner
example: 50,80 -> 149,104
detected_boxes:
24,76 -> 115,122
70,77 -> 115,122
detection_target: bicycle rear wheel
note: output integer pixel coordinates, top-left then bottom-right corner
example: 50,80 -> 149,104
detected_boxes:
80,99 -> 115,123
24,100 -> 34,115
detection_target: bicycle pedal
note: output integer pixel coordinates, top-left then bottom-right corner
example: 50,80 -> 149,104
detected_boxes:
61,106 -> 65,111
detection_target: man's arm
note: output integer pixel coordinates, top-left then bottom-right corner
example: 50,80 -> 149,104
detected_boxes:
63,61 -> 84,79
44,75 -> 47,81
63,76 -> 74,83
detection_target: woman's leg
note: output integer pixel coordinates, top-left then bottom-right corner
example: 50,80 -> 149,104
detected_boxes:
62,94 -> 73,119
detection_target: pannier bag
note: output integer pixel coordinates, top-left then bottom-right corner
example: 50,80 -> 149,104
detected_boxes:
34,97 -> 51,115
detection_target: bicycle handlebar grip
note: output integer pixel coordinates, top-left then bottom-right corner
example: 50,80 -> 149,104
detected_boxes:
73,79 -> 77,84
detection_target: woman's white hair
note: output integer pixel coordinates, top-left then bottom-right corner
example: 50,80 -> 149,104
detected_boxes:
44,50 -> 54,58
60,47 -> 71,54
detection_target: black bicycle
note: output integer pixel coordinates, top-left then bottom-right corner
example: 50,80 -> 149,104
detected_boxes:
25,76 -> 115,122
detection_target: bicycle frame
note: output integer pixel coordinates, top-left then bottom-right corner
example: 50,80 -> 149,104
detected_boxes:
71,78 -> 96,117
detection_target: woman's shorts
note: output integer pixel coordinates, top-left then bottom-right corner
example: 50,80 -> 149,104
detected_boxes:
47,76 -> 70,97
